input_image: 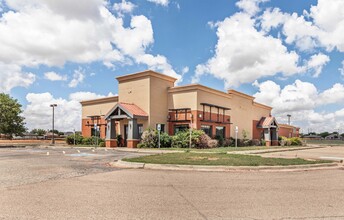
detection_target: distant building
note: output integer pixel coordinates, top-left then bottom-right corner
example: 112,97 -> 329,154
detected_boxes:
324,133 -> 339,140
279,124 -> 300,138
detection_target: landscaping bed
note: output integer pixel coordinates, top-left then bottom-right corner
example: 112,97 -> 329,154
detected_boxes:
123,152 -> 331,166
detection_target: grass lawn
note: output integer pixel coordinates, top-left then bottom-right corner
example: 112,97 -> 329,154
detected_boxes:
142,145 -> 305,153
123,152 -> 331,166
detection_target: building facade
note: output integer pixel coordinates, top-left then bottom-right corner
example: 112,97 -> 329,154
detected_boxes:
81,70 -> 295,148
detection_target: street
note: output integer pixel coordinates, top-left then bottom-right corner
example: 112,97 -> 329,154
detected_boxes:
0,146 -> 344,219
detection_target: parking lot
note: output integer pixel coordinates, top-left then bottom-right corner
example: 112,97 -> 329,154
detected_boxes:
1,146 -> 344,219
0,146 -> 149,189
261,146 -> 344,162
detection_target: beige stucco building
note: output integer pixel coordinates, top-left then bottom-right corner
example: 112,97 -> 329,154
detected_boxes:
81,70 -> 283,148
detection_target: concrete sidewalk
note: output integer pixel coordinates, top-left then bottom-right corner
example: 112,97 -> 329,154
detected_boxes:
110,159 -> 342,172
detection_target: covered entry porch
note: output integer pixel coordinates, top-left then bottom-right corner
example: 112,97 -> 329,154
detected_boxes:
257,117 -> 279,146
104,102 -> 148,148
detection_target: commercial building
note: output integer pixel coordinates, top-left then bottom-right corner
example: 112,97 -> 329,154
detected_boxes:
80,70 -> 297,148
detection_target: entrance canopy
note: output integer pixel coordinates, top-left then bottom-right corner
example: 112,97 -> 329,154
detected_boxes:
105,102 -> 148,120
257,116 -> 279,129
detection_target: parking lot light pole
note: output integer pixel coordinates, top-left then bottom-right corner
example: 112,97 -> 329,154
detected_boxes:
50,104 -> 57,144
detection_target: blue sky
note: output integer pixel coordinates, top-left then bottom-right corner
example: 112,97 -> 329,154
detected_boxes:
0,0 -> 343,133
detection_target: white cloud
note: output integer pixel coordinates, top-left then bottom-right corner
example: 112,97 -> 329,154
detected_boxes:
339,60 -> 344,76
23,91 -> 112,131
317,83 -> 344,105
0,0 -> 180,92
147,0 -> 169,7
68,68 -> 85,88
253,80 -> 344,132
236,0 -> 268,16
306,53 -> 330,77
0,63 -> 36,93
113,0 -> 136,17
261,0 -> 344,52
193,13 -> 302,87
44,71 -> 67,81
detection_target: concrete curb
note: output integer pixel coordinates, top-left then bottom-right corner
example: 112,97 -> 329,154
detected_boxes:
231,145 -> 327,155
110,159 -> 342,172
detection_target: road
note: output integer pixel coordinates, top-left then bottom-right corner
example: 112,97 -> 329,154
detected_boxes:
0,146 -> 344,219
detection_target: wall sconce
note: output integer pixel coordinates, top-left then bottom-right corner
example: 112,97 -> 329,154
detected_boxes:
198,114 -> 202,118
190,114 -> 193,119
86,121 -> 89,125
167,115 -> 171,120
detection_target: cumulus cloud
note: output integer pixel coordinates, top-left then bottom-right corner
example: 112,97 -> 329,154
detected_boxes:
235,0 -> 268,16
44,71 -> 67,81
261,0 -> 344,52
23,91 -> 112,131
253,80 -> 344,132
193,13 -> 302,87
0,0 -> 180,92
147,0 -> 169,7
113,0 -> 136,17
0,63 -> 36,93
68,68 -> 85,88
305,53 -> 330,77
339,60 -> 344,76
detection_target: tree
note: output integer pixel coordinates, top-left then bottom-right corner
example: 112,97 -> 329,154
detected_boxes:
30,128 -> 46,136
0,93 -> 26,138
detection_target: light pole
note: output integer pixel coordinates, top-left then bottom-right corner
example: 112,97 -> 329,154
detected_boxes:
287,114 -> 291,125
50,104 -> 57,144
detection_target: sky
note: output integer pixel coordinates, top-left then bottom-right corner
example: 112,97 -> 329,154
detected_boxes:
0,0 -> 343,134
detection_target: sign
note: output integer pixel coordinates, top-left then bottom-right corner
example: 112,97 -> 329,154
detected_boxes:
157,124 -> 161,131
235,126 -> 238,133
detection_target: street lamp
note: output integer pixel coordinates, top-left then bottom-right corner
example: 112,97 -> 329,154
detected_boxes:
287,114 -> 291,125
50,104 -> 57,144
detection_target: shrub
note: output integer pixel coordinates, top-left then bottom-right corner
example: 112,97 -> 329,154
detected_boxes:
140,129 -> 158,148
82,137 -> 93,145
99,142 -> 105,147
224,137 -> 234,147
198,133 -> 211,149
171,129 -> 206,148
279,136 -> 302,146
66,133 -> 83,145
214,135 -> 224,147
139,129 -> 172,148
251,139 -> 261,146
207,139 -> 218,148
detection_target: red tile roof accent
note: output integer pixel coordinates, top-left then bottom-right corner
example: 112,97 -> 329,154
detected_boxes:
118,102 -> 148,117
257,117 -> 277,128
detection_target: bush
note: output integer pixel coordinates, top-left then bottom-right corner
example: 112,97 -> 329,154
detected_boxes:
198,133 -> 211,148
279,136 -> 302,146
251,139 -> 261,146
224,137 -> 234,147
139,129 -> 172,148
66,133 -> 83,145
171,129 -> 205,148
207,139 -> 218,148
99,142 -> 105,147
214,135 -> 224,147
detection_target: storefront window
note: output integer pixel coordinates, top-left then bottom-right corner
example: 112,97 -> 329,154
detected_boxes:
201,125 -> 212,137
174,124 -> 189,134
215,126 -> 225,138
138,124 -> 143,139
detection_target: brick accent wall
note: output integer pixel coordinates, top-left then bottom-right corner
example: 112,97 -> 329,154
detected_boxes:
81,118 -> 107,139
168,110 -> 231,138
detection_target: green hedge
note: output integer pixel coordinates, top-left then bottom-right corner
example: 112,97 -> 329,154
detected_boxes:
66,134 -> 104,146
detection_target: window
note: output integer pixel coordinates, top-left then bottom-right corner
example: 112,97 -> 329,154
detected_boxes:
91,128 -> 100,137
174,124 -> 189,134
215,126 -> 225,138
201,125 -> 212,137
138,124 -> 144,139
156,124 -> 165,133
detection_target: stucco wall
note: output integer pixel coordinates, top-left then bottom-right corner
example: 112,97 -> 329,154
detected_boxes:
118,77 -> 150,113
82,101 -> 117,119
149,76 -> 174,131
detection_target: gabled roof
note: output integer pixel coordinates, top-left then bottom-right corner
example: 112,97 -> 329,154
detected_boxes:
257,117 -> 279,128
105,102 -> 148,120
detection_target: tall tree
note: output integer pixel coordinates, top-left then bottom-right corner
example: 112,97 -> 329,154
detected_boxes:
0,93 -> 26,138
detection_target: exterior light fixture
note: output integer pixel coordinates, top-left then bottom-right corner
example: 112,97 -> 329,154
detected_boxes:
198,114 -> 202,118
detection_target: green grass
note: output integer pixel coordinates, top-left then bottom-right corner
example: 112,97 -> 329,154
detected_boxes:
141,145 -> 305,153
123,152 -> 331,166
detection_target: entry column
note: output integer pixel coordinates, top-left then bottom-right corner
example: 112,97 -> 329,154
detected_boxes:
105,119 -> 117,148
127,118 -> 140,148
